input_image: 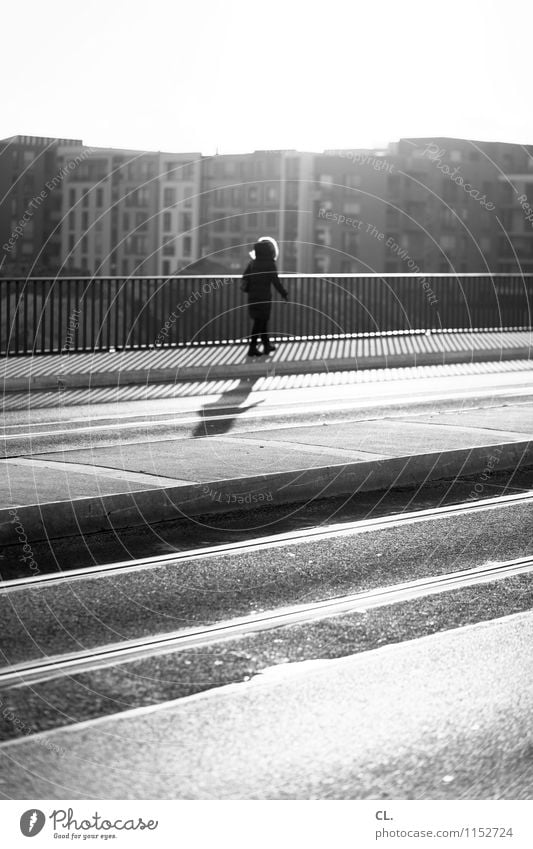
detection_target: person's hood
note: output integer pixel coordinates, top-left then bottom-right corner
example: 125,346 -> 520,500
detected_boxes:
249,236 -> 279,260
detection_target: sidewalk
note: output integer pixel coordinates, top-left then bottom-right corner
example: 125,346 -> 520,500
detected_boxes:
1,330 -> 531,392
1,400 -> 532,545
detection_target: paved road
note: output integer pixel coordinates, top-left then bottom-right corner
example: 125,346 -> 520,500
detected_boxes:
3,497 -> 532,665
2,611 -> 532,799
1,493 -> 532,747
3,360 -> 533,452
1,365 -> 532,522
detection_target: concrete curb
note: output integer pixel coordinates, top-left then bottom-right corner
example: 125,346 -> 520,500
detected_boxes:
1,346 -> 531,392
1,439 -> 531,545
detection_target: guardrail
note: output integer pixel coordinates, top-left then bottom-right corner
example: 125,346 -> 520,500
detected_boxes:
1,274 -> 531,355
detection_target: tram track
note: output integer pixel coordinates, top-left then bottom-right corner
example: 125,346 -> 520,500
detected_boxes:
2,552 -> 533,687
2,489 -> 532,592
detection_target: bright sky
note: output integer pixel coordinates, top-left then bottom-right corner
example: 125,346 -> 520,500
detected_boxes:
3,0 -> 531,155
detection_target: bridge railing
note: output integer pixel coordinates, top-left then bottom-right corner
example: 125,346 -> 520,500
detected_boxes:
0,274 -> 531,355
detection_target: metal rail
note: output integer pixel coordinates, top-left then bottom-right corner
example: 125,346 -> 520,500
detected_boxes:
2,490 -> 532,592
1,273 -> 532,354
2,553 -> 532,686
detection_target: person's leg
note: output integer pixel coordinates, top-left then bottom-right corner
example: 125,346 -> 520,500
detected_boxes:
248,317 -> 261,355
260,318 -> 277,353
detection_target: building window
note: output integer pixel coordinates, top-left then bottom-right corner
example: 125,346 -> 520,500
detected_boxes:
230,217 -> 240,232
440,235 -> 456,251
123,212 -> 130,231
344,202 -> 360,215
388,175 -> 400,196
163,212 -> 172,231
69,188 -> 76,207
266,212 -> 277,228
129,187 -> 150,206
68,235 -> 75,252
96,188 -> 104,207
248,186 -> 258,202
345,175 -> 361,188
122,259 -> 129,275
183,236 -> 191,256
82,211 -> 89,230
82,236 -> 88,252
248,212 -> 258,227
342,231 -> 357,253
136,211 -> 148,230
214,219 -> 225,232
131,235 -> 147,254
163,239 -> 175,256
180,212 -> 192,231
162,260 -> 171,275
266,186 -> 277,202
232,188 -> 241,206
163,187 -> 176,206
314,254 -> 330,272
82,193 -> 89,208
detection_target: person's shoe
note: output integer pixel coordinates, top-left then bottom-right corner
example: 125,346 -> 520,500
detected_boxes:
247,348 -> 262,357
263,345 -> 277,354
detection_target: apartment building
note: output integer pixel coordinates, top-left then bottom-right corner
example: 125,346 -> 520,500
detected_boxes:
385,138 -> 533,274
56,143 -> 201,276
0,135 -> 79,275
2,134 -> 533,276
158,153 -> 201,275
0,136 -> 202,277
199,149 -> 315,273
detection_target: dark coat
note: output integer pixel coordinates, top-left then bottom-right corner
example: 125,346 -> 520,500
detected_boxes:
242,241 -> 288,320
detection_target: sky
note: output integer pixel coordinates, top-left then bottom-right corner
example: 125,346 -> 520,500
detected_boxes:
3,0 -> 532,155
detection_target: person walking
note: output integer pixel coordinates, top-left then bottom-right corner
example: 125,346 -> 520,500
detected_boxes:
242,237 -> 288,357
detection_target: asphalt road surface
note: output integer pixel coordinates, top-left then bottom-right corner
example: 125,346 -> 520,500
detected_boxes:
2,611 -> 532,799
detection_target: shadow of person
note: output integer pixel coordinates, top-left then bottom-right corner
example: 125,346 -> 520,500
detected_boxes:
192,377 -> 264,438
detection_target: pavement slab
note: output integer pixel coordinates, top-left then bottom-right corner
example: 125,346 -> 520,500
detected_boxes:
401,404 -> 533,435
0,397 -> 531,542
245,418 -> 530,456
31,437 -> 385,483
0,460 -> 165,508
1,611 -> 532,799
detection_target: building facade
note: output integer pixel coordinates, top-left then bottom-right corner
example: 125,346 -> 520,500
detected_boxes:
2,134 -> 533,277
